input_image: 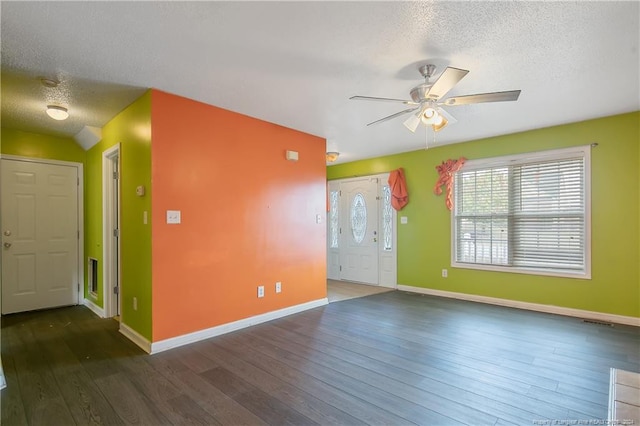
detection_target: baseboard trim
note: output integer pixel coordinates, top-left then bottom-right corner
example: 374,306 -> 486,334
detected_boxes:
397,285 -> 640,327
83,298 -> 105,318
119,322 -> 152,353
150,298 -> 329,354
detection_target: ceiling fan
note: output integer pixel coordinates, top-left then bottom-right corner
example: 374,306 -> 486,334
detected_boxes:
350,64 -> 521,133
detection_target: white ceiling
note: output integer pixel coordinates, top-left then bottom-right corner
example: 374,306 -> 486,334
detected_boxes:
1,1 -> 638,163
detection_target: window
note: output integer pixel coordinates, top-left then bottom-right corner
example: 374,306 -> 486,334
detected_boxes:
382,185 -> 393,251
452,146 -> 590,278
351,193 -> 367,244
329,190 -> 339,248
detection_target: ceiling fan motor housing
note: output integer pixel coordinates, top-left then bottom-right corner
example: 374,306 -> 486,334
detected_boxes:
410,64 -> 438,102
410,83 -> 432,103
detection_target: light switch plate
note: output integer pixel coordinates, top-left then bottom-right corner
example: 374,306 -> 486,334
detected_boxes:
401,216 -> 408,224
166,210 -> 181,224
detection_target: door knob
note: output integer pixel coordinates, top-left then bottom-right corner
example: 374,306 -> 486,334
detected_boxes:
3,242 -> 11,248
3,230 -> 11,236
373,238 -> 377,242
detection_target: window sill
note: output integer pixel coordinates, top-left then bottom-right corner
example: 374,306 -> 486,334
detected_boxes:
451,261 -> 591,280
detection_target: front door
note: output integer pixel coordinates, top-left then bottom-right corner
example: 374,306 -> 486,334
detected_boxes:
1,159 -> 79,314
339,178 -> 379,284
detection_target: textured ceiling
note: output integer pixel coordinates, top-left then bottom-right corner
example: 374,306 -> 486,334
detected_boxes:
1,1 -> 638,162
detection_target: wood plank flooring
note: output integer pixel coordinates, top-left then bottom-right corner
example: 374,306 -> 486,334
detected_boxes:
2,291 -> 639,425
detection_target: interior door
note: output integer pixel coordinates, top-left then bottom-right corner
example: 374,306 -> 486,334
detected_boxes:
339,178 -> 379,284
1,159 -> 79,314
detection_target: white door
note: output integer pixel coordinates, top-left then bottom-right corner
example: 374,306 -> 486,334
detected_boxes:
1,159 -> 79,314
339,178 -> 379,284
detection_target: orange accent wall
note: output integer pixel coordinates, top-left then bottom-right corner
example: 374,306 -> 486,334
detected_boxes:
150,89 -> 327,341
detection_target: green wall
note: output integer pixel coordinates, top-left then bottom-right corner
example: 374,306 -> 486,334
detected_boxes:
85,90 -> 152,339
1,128 -> 85,163
328,112 -> 640,318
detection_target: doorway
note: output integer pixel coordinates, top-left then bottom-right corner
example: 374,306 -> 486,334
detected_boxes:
1,157 -> 83,314
327,173 -> 397,288
103,145 -> 121,318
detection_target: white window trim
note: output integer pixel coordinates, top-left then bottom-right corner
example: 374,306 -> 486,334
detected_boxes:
450,145 -> 592,279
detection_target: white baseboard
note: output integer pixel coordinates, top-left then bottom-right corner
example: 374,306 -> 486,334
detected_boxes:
397,285 -> 640,327
150,298 -> 329,354
83,298 -> 105,318
119,322 -> 152,353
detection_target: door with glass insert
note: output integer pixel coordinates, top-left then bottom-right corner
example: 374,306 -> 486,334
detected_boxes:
339,178 -> 379,284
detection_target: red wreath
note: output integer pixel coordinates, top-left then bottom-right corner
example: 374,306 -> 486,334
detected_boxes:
434,157 -> 466,210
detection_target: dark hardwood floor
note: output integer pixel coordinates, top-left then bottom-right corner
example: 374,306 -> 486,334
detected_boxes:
2,290 -> 639,425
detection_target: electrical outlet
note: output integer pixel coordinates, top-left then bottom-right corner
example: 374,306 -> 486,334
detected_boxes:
257,285 -> 265,298
442,269 -> 448,278
133,297 -> 138,310
275,281 -> 282,293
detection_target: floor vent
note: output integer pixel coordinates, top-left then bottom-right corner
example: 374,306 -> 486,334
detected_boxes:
582,319 -> 614,327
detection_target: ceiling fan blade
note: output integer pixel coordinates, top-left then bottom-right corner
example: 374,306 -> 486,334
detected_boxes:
426,67 -> 469,100
367,107 -> 419,126
350,95 -> 418,105
443,90 -> 521,106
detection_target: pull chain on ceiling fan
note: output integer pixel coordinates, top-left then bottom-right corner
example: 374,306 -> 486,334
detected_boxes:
350,64 -> 521,142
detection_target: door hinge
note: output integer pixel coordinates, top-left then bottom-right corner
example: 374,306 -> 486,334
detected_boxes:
78,283 -> 80,292
113,286 -> 119,295
113,171 -> 119,180
77,177 -> 80,185
376,196 -> 381,200
339,190 -> 342,196
113,228 -> 119,238
77,230 -> 80,239
339,265 -> 342,271
339,227 -> 342,234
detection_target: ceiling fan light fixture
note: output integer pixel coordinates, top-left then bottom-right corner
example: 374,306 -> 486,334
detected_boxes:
420,107 -> 439,125
46,105 -> 69,120
403,112 -> 422,133
326,152 -> 340,162
432,116 -> 449,132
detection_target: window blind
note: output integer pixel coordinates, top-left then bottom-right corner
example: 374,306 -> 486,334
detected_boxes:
453,147 -> 588,277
